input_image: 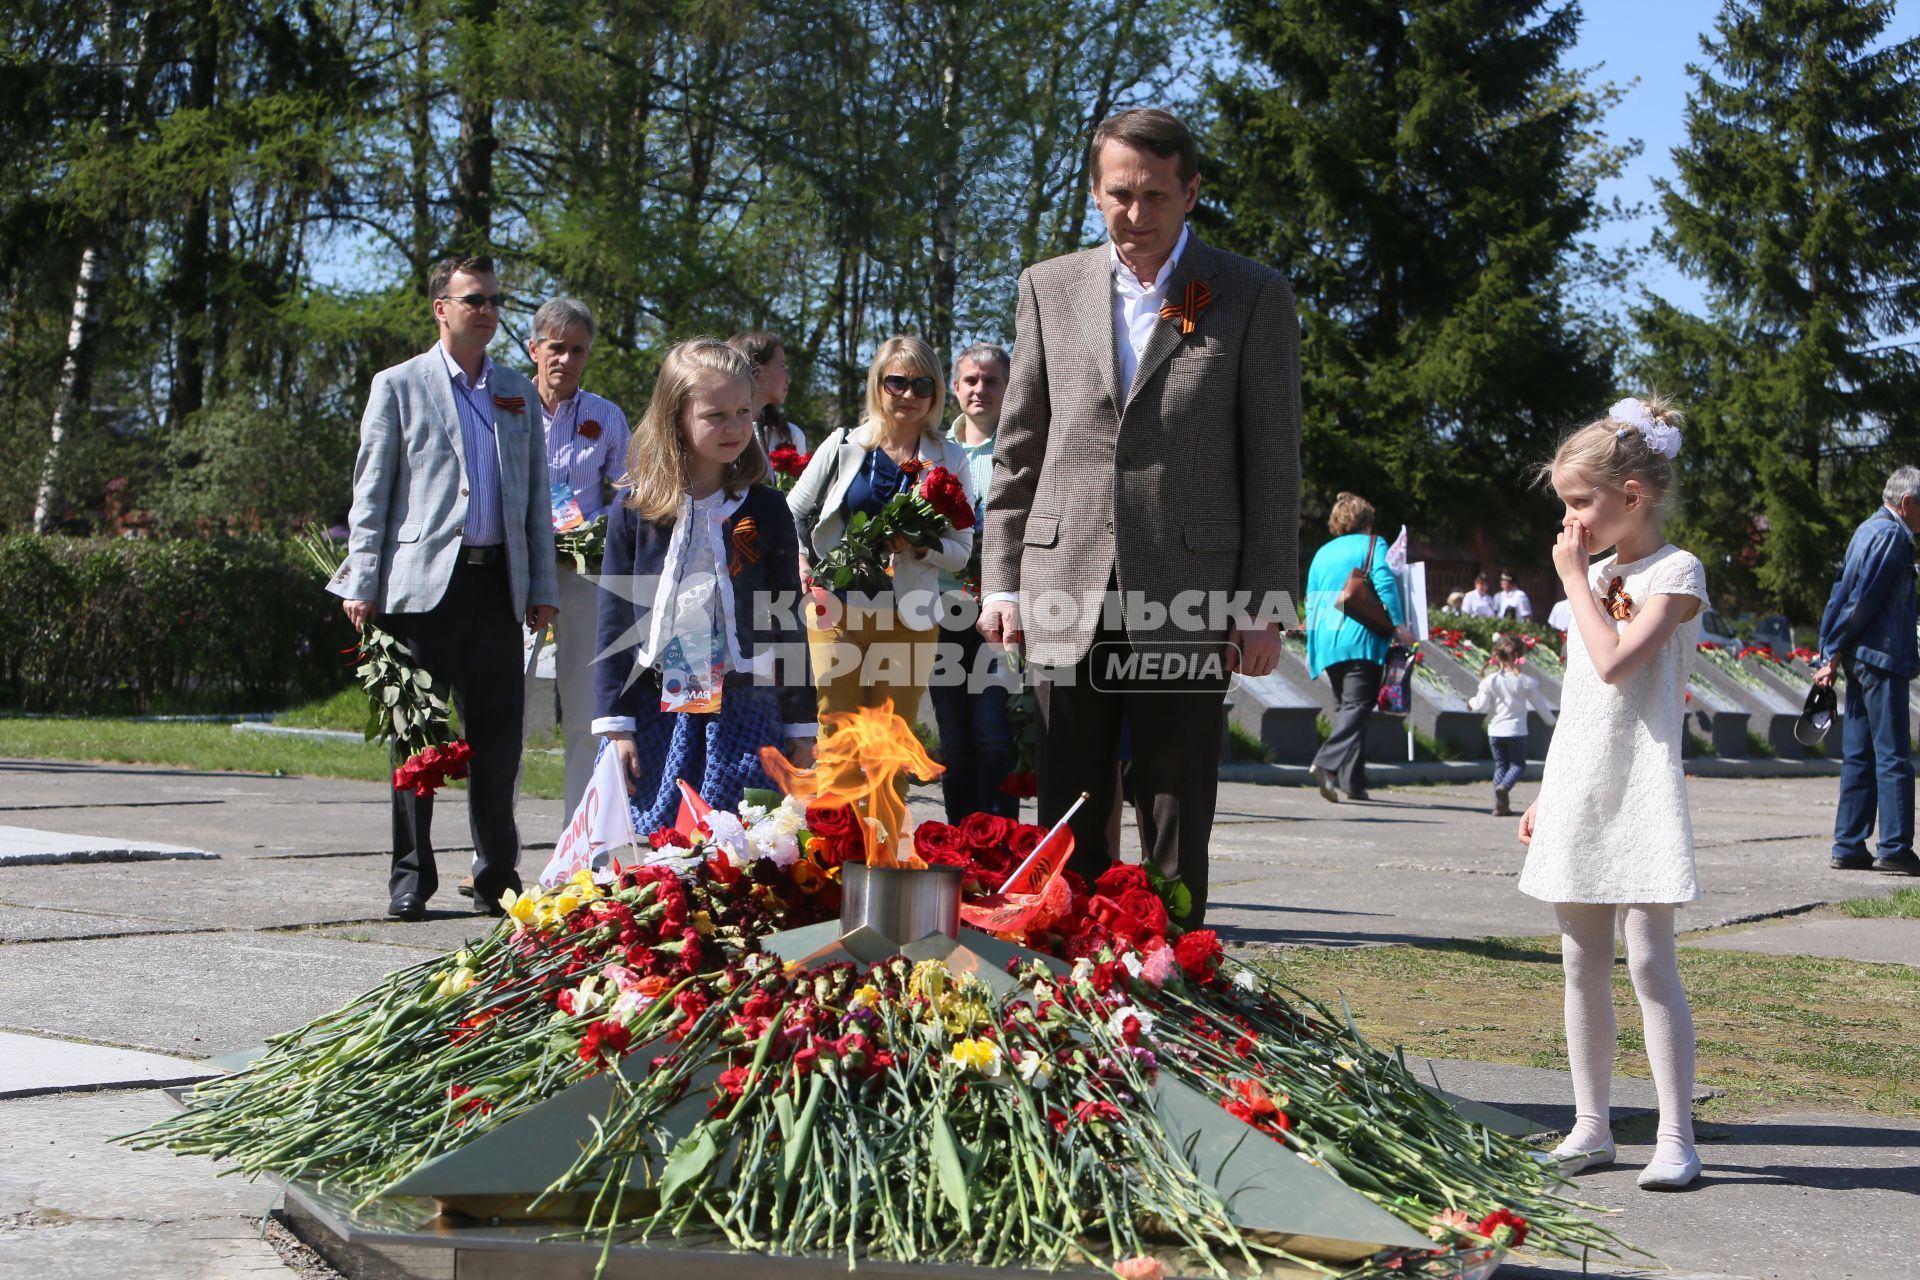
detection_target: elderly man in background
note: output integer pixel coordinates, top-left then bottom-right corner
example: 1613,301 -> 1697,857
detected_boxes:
929,342 -> 1017,821
524,298 -> 633,820
1815,464 -> 1920,877
330,255 -> 558,920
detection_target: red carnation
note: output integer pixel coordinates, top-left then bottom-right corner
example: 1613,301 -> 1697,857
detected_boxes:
650,827 -> 692,850
1173,929 -> 1222,981
578,1018 -> 634,1064
1475,1208 -> 1528,1248
768,445 -> 811,478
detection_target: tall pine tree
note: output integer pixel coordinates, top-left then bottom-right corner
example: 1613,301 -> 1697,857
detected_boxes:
1637,0 -> 1920,617
1201,0 -> 1627,560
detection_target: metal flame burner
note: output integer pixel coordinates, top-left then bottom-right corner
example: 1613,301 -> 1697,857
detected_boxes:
838,864 -> 964,948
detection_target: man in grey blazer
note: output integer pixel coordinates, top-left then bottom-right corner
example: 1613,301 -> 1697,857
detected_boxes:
980,110 -> 1301,925
329,255 -> 560,920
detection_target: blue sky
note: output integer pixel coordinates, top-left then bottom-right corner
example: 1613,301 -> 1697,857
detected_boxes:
1570,0 -> 1919,317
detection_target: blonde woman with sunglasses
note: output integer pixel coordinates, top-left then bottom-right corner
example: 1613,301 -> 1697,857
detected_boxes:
788,336 -> 977,730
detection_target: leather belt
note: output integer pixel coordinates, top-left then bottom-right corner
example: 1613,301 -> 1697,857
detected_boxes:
459,545 -> 503,565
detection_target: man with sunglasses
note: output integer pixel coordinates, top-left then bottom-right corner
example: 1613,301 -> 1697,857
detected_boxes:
329,255 -> 560,922
980,109 -> 1302,926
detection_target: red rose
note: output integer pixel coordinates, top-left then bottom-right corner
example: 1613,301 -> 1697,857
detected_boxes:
1095,864 -> 1151,898
912,821 -> 972,865
806,804 -> 860,842
919,467 -> 975,530
998,770 -> 1037,799
959,811 -> 1015,855
1112,887 -> 1168,943
1006,823 -> 1045,859
579,418 -> 602,441
1172,929 -> 1222,981
768,445 -> 810,477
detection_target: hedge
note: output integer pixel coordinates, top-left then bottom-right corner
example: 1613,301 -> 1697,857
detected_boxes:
0,535 -> 353,714
1426,608 -> 1561,651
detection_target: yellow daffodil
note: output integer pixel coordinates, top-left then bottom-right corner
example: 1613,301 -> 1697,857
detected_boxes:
432,966 -> 477,1000
501,887 -> 538,932
848,985 -> 882,1011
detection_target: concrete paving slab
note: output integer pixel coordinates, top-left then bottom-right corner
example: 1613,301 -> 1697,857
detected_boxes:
1504,1112 -> 1920,1280
0,932 -> 442,1056
0,1031 -> 212,1099
0,903 -> 195,943
0,824 -> 218,867
0,852 -> 427,931
0,1089 -> 288,1278
1686,915 -> 1920,967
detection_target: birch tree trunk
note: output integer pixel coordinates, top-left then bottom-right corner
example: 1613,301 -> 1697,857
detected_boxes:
33,244 -> 110,534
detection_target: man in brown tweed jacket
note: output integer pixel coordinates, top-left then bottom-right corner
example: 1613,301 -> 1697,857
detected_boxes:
980,109 -> 1301,925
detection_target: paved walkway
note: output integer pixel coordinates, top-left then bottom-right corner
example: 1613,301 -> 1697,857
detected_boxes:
1,757 -> 1916,1279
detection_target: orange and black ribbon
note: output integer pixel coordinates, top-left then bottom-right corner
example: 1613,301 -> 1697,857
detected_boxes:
1158,279 -> 1214,334
729,517 -> 759,576
1604,576 -> 1634,621
493,394 -> 526,413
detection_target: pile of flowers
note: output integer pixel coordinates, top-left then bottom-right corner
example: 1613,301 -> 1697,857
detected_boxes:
131,799 -> 1621,1278
1695,641 -> 1768,692
807,465 -> 974,595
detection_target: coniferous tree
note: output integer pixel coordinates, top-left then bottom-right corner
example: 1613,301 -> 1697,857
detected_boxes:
1636,0 -> 1920,617
1200,0 -> 1631,560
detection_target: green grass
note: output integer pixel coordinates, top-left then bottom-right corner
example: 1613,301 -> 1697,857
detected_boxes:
1839,887 -> 1920,919
1745,730 -> 1775,759
1227,722 -> 1273,763
0,716 -> 564,798
1251,933 -> 1920,1120
272,686 -> 368,732
1409,724 -> 1459,762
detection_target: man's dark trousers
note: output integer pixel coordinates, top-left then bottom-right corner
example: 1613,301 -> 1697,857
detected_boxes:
1037,614 -> 1225,925
1833,656 -> 1914,864
379,557 -> 526,907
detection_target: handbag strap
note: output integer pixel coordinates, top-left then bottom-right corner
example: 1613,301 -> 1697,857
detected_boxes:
1361,534 -> 1378,573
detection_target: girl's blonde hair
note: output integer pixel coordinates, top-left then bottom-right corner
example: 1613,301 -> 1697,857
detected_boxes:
1327,491 -> 1375,535
622,338 -> 767,524
852,335 -> 947,449
1539,393 -> 1685,505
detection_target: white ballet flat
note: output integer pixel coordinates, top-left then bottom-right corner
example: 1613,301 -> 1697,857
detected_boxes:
1636,1151 -> 1702,1190
1533,1141 -> 1615,1174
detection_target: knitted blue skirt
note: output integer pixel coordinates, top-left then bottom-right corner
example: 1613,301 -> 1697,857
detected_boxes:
599,685 -> 785,835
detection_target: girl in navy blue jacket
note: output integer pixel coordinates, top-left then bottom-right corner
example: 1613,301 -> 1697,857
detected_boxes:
591,339 -> 815,833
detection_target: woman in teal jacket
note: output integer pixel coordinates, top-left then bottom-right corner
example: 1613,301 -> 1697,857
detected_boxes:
1305,492 -> 1411,801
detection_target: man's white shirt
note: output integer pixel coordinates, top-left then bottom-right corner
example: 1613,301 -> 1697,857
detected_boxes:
1110,224 -> 1191,396
987,226 -> 1193,612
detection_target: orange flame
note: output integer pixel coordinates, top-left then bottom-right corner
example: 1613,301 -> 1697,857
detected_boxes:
759,700 -> 944,867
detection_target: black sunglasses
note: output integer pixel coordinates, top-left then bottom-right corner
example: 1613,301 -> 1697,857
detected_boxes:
441,292 -> 506,311
881,374 -> 937,399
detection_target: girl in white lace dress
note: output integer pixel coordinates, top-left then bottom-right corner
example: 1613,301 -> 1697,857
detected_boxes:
1518,395 -> 1707,1191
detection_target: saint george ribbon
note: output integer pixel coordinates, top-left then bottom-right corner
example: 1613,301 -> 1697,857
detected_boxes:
728,517 -> 759,576
1159,279 -> 1213,334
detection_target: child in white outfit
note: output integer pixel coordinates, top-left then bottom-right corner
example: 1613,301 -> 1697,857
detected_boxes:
1470,635 -> 1555,817
1518,394 -> 1707,1191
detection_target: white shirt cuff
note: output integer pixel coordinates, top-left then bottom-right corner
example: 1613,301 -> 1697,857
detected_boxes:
782,722 -> 819,738
983,591 -> 1020,607
592,717 -> 638,735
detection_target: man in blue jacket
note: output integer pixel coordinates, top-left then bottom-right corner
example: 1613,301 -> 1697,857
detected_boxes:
1815,466 -> 1920,875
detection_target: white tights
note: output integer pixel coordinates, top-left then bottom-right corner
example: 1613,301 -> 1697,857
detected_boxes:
1554,903 -> 1697,1165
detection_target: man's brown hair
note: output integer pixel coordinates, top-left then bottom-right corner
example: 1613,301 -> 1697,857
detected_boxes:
1089,108 -> 1198,184
427,255 -> 496,301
